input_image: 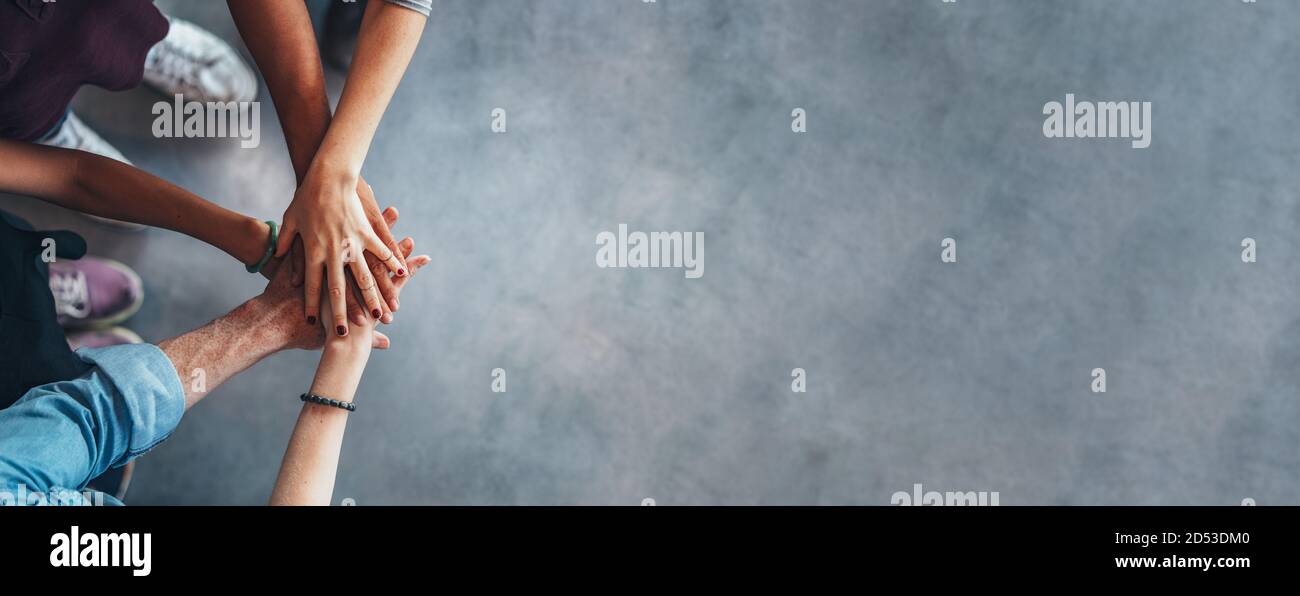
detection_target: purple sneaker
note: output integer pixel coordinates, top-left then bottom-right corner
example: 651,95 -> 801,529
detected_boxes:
49,257 -> 144,328
66,326 -> 144,351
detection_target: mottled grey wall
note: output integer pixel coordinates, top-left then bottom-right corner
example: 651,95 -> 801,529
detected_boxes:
3,0 -> 1297,504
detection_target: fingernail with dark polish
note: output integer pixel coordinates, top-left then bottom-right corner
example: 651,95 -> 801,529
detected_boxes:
307,316 -> 316,325
398,269 -> 406,277
372,308 -> 382,318
336,325 -> 346,336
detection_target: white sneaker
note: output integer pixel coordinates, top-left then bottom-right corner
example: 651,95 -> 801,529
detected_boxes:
143,17 -> 258,104
36,113 -> 147,231
38,112 -> 132,164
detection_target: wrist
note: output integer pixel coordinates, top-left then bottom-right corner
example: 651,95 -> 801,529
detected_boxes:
235,295 -> 296,356
239,217 -> 271,267
314,340 -> 372,404
325,330 -> 373,355
307,153 -> 360,190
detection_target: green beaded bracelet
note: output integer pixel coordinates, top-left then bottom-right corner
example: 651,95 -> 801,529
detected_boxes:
246,220 -> 278,274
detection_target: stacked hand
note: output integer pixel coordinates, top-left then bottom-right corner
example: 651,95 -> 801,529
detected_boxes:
275,168 -> 412,336
259,205 -> 429,352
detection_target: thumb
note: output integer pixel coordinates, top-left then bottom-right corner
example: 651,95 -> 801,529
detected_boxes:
274,220 -> 296,258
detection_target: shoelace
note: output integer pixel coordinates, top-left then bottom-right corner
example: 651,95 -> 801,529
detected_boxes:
145,34 -> 218,91
49,271 -> 91,319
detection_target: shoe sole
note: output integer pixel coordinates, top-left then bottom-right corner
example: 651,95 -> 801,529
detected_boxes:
106,326 -> 145,344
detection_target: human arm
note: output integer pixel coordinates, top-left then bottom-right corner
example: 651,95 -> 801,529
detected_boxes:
0,139 -> 268,267
269,235 -> 428,506
224,0 -> 328,182
273,0 -> 427,335
0,209 -> 424,502
226,0 -> 418,323
266,295 -> 371,506
159,206 -> 423,409
0,233 -> 420,502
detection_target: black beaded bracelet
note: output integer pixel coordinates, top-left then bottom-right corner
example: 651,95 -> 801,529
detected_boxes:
300,392 -> 356,412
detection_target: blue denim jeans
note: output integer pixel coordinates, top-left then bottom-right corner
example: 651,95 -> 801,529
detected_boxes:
0,344 -> 185,506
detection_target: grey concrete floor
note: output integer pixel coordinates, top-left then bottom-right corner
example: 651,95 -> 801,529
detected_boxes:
3,0 -> 1298,505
